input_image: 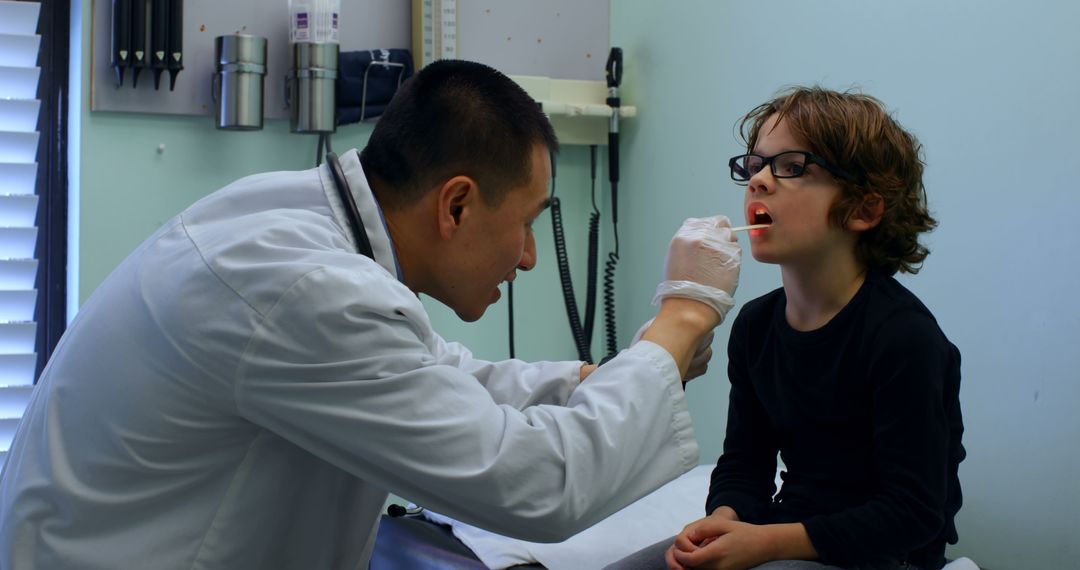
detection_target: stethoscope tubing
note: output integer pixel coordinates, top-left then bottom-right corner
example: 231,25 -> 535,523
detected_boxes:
326,152 -> 376,261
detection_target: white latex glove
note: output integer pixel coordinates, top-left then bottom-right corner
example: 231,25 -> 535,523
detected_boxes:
632,318 -> 715,382
652,215 -> 741,323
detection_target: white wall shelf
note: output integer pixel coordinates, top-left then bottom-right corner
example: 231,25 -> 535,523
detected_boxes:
509,75 -> 635,147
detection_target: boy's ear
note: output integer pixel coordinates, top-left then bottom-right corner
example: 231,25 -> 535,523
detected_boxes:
846,192 -> 884,232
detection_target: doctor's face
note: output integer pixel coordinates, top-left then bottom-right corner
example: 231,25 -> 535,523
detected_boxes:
447,144 -> 552,322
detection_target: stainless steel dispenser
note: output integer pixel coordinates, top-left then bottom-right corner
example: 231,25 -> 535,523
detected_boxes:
287,42 -> 339,133
212,35 -> 268,131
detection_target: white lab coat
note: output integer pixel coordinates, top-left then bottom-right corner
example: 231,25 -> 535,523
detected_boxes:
0,149 -> 699,570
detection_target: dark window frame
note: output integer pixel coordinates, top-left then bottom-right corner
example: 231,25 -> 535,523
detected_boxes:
33,0 -> 71,379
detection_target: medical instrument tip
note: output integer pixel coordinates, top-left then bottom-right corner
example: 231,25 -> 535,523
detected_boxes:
730,224 -> 771,233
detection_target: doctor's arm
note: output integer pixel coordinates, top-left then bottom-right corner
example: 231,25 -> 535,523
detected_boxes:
236,270 -> 699,543
430,333 -> 585,409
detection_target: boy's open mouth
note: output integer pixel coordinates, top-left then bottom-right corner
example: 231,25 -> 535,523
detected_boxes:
750,207 -> 773,226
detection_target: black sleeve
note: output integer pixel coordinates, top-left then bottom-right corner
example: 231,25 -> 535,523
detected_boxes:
803,310 -> 954,565
705,310 -> 780,522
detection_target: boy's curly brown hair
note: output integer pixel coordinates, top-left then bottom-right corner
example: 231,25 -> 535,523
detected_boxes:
740,86 -> 936,275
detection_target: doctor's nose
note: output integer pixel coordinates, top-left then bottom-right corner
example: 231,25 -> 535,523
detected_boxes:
518,231 -> 537,272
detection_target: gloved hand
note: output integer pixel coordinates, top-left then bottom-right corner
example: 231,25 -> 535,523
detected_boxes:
653,215 -> 741,323
632,319 -> 715,383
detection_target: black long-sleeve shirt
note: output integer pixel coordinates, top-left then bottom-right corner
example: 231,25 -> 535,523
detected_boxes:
707,271 -> 965,569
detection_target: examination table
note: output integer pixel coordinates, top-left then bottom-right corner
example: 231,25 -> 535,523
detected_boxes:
368,466 -> 981,570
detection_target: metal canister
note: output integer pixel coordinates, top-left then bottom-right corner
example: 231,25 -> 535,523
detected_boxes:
212,35 -> 268,131
287,42 -> 339,133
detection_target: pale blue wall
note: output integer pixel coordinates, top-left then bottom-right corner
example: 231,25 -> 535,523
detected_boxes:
611,1 -> 1080,568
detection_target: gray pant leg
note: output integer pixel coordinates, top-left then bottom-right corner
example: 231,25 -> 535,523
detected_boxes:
602,536 -> 673,570
753,562 -> 842,569
755,561 -> 913,570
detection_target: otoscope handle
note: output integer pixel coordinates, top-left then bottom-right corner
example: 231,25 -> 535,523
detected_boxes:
167,0 -> 184,90
608,133 -> 619,224
150,0 -> 168,88
130,0 -> 146,87
604,47 -> 623,225
605,47 -> 623,89
110,0 -> 132,87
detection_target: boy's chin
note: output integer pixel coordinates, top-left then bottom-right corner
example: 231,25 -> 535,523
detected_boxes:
749,249 -> 779,264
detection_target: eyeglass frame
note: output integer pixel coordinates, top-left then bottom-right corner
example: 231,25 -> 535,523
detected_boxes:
728,151 -> 860,185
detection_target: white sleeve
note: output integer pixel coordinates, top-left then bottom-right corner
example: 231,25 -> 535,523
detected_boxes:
235,268 -> 699,543
430,333 -> 583,409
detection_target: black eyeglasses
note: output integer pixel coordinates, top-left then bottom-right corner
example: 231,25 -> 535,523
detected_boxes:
728,151 -> 859,185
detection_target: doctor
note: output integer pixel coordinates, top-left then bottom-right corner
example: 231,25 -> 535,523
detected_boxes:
0,60 -> 741,570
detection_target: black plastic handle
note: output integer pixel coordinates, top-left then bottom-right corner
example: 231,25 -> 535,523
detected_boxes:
167,0 -> 184,90
605,47 -> 623,89
150,0 -> 168,89
130,0 -> 146,87
110,0 -> 131,87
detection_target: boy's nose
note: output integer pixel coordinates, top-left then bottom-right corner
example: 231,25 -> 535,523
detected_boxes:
748,170 -> 776,194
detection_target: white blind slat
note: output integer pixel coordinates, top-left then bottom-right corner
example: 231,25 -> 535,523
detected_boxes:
0,0 -> 42,453
0,385 -> 33,418
0,34 -> 40,68
0,290 -> 35,322
0,100 -> 40,133
0,194 -> 37,226
0,131 -> 39,163
0,354 -> 34,387
0,227 -> 37,258
0,66 -> 40,100
0,259 -> 37,289
0,1 -> 41,35
0,163 -> 37,195
0,322 -> 35,353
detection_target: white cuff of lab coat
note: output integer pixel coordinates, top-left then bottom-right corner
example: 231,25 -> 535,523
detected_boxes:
624,340 -> 699,470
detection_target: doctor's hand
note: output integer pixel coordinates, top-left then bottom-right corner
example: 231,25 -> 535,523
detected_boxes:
654,215 -> 741,326
632,319 -> 714,383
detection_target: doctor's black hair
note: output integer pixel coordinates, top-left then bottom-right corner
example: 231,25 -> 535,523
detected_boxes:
360,59 -> 558,210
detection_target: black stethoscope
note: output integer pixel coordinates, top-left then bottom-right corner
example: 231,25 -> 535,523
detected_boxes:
325,152 -> 376,261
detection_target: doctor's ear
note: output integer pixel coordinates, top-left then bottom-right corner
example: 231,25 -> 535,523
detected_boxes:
845,192 -> 884,232
435,176 -> 479,240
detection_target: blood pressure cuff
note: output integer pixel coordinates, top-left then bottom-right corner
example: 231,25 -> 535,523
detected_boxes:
336,48 -> 414,125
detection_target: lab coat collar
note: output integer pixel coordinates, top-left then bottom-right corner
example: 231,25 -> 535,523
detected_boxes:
319,149 -> 403,281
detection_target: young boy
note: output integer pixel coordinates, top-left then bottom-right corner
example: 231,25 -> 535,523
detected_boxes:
649,88 -> 964,570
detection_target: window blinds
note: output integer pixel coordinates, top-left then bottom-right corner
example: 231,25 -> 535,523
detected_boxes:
0,0 -> 42,464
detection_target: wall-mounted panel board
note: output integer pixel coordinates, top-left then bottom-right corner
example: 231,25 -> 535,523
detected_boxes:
90,0 -> 411,118
91,0 -> 609,119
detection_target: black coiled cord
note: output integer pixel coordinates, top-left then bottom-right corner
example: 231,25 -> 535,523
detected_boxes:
603,182 -> 620,359
583,210 -> 600,346
550,198 -> 592,363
